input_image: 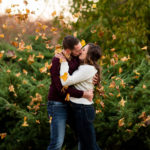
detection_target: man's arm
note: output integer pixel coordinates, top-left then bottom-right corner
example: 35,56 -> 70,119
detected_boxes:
50,57 -> 84,98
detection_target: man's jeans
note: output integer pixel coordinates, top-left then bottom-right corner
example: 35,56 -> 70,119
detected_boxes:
47,101 -> 68,150
70,102 -> 101,150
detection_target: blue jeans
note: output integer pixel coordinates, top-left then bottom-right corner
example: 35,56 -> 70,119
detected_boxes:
47,101 -> 68,150
70,102 -> 101,150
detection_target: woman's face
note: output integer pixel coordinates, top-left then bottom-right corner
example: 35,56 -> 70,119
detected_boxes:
79,45 -> 89,61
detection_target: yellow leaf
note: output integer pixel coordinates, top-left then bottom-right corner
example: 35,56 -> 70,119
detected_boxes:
0,52 -> 3,59
120,56 -> 129,62
9,85 -> 15,92
49,116 -> 52,124
109,80 -> 116,88
81,40 -> 86,47
22,116 -> 29,127
2,24 -> 7,29
11,41 -> 18,48
24,0 -> 28,5
16,73 -> 21,77
36,53 -> 44,59
51,11 -> 56,16
141,46 -> 147,50
26,9 -> 30,14
110,58 -> 116,66
35,35 -> 39,40
22,80 -> 28,84
22,121 -> 28,127
120,79 -> 125,88
119,97 -> 126,107
35,28 -> 40,33
45,62 -> 52,70
117,92 -> 121,97
28,55 -> 35,64
18,40 -> 25,51
36,120 -> 40,124
0,133 -> 7,139
23,69 -> 28,75
100,101 -> 105,108
7,69 -> 11,73
26,45 -> 32,50
138,112 -> 146,119
5,8 -> 11,14
112,34 -> 116,40
60,72 -> 68,82
42,25 -> 48,31
95,99 -> 101,104
65,93 -> 70,101
109,93 -> 114,96
18,58 -> 22,62
50,27 -> 58,32
119,67 -> 123,74
96,109 -> 102,114
39,67 -> 47,73
92,4 -> 96,8
133,70 -> 140,75
110,48 -> 115,52
143,84 -> 146,89
73,32 -> 77,37
118,118 -> 124,127
0,34 -> 4,38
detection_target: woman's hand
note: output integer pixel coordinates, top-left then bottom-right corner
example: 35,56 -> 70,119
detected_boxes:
55,53 -> 67,62
83,90 -> 93,101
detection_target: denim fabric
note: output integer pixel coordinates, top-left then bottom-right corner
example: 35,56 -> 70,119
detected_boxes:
47,101 -> 68,150
70,102 -> 101,150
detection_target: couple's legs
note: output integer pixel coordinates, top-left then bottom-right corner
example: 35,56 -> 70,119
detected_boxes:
70,102 -> 101,150
47,101 -> 67,150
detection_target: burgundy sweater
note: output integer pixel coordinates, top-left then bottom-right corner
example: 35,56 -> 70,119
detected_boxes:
48,56 -> 83,103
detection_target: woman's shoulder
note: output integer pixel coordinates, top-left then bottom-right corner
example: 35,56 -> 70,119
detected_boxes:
79,64 -> 97,72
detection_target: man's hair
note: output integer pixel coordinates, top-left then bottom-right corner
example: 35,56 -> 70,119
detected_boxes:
63,35 -> 80,50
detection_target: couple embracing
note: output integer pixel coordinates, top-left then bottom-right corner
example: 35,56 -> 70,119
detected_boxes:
47,35 -> 102,150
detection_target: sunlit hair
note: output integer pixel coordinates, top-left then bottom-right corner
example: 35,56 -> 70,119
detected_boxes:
63,35 -> 79,50
84,43 -> 102,88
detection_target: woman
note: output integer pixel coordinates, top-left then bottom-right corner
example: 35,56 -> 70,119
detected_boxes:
59,43 -> 102,150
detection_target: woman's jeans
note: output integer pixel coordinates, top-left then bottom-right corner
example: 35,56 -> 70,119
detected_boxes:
70,102 -> 101,150
47,101 -> 68,150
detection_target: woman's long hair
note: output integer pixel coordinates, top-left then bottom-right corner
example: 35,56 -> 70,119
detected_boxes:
84,43 -> 102,88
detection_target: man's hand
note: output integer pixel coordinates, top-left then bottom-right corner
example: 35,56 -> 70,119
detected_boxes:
55,53 -> 66,62
83,90 -> 93,101
92,73 -> 98,85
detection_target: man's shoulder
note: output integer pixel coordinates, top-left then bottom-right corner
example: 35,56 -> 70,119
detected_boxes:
51,56 -> 60,64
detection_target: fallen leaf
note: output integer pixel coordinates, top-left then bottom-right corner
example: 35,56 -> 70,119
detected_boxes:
0,34 -> 4,38
9,85 -> 15,92
51,11 -> 56,16
65,93 -> 70,101
0,133 -> 7,139
118,118 -> 124,127
49,116 -> 52,124
92,4 -> 96,8
109,80 -> 116,88
119,97 -> 126,107
81,40 -> 86,47
141,46 -> 147,50
60,72 -> 68,82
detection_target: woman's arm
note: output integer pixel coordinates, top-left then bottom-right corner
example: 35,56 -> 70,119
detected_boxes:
60,61 -> 96,86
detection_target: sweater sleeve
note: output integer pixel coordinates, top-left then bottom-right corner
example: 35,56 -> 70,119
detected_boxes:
60,61 -> 96,86
50,57 -> 83,98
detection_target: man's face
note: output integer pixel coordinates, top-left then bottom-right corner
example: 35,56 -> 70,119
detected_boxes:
71,42 -> 82,57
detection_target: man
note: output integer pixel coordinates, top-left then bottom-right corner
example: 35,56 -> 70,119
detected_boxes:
47,35 -> 96,150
